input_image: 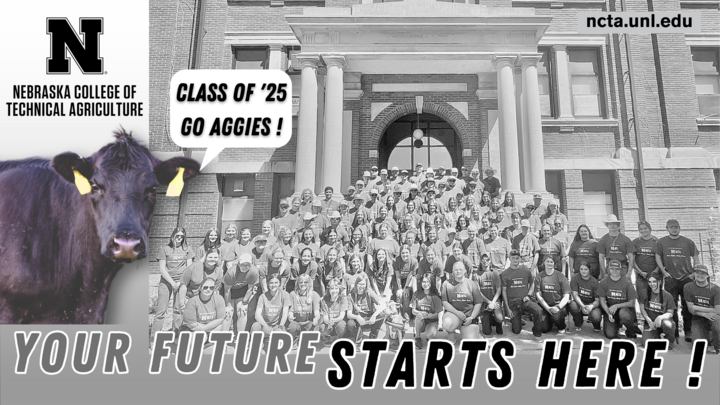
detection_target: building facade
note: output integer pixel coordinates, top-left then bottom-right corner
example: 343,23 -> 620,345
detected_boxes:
149,0 -> 720,270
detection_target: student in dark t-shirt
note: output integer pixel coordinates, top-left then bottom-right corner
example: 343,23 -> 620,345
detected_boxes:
477,252 -> 504,336
632,221 -> 658,297
412,273 -> 443,349
568,224 -> 601,279
535,257 -> 571,334
597,260 -> 641,340
683,265 -> 720,354
501,250 -> 544,341
569,261 -> 602,331
638,271 -> 676,348
441,261 -> 483,345
222,253 -> 259,335
597,215 -> 635,279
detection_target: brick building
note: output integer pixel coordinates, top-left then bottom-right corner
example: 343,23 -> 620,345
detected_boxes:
149,0 -> 720,271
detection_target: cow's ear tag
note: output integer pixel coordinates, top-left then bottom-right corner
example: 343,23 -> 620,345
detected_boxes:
73,170 -> 92,195
166,167 -> 185,197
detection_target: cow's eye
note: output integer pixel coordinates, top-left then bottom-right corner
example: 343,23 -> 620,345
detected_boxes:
90,181 -> 103,193
146,186 -> 157,194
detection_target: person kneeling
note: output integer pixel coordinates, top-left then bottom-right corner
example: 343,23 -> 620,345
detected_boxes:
441,261 -> 483,347
684,264 -> 720,354
568,261 -> 602,333
346,277 -> 385,347
287,274 -> 322,348
598,260 -> 641,341
639,270 -> 676,348
412,273 -> 443,349
319,278 -> 349,345
181,278 -> 232,348
477,253 -> 504,336
251,274 -> 291,352
535,257 -> 571,335
501,250 -> 544,342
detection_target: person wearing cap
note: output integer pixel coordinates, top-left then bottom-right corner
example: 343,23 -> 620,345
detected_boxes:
388,186 -> 408,220
512,219 -> 541,275
250,235 -> 272,266
362,171 -> 372,191
683,264 -> 720,353
374,169 -> 390,197
405,183 -> 424,213
364,188 -> 384,220
568,224 -> 601,279
502,249 -> 544,342
343,185 -> 356,205
181,276 -> 232,335
388,166 -> 400,183
597,214 -> 636,279
310,199 -> 331,229
638,270 -> 676,348
535,256 -> 571,335
321,186 -> 339,215
538,224 -> 567,276
482,223 -> 510,275
223,252 -> 260,335
481,167 -> 502,199
395,169 -> 410,191
445,176 -> 462,200
462,225 -> 487,274
420,167 -> 434,188
371,205 -> 399,240
356,179 -> 369,197
541,200 -> 568,232
272,199 -> 298,236
597,259 -> 641,340
460,166 -> 474,190
320,210 -> 351,246
632,220 -> 658,298
656,219 -> 700,341
529,193 -> 547,218
569,260 -> 602,333
368,166 -> 380,186
298,188 -> 315,215
521,202 -> 543,238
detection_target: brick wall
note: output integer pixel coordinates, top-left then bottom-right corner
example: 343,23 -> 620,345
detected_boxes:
561,169 -> 586,231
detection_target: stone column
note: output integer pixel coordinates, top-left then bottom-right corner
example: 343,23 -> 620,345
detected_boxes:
514,66 -> 527,192
267,44 -> 284,70
520,54 -> 548,194
552,45 -> 574,119
321,55 -> 346,197
294,55 -> 320,194
493,55 -> 522,193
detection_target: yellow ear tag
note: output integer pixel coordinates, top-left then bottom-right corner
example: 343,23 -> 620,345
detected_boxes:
73,170 -> 92,195
166,167 -> 185,197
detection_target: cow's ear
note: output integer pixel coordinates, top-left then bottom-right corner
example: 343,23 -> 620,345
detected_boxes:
154,157 -> 201,185
51,152 -> 94,183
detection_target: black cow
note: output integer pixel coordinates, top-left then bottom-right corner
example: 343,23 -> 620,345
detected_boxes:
0,129 -> 199,324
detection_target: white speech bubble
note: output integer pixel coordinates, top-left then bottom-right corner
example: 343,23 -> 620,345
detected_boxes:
170,69 -> 292,169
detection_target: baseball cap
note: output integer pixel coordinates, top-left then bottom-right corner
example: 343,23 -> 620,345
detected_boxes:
238,253 -> 253,264
391,166 -> 399,171
438,180 -> 446,186
370,189 -> 379,196
520,219 -> 531,227
339,200 -> 349,207
549,199 -> 558,206
533,193 -> 542,199
347,186 -> 356,192
426,168 -> 434,174
380,169 -> 388,175
400,169 -> 408,174
451,168 -> 458,173
447,176 -> 456,182
470,181 -> 478,186
329,211 -> 341,219
353,194 -> 364,201
371,166 -> 379,171
393,186 -> 403,193
666,219 -> 680,228
302,212 -> 316,220
693,264 -> 709,274
311,200 -> 322,207
608,260 -> 622,269
253,235 -> 268,244
363,171 -> 371,177
356,180 -> 364,186
509,249 -> 521,257
426,187 -> 436,194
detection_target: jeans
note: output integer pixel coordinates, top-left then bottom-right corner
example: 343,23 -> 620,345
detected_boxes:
568,301 -> 602,329
480,302 -> 505,335
346,318 -> 383,342
691,317 -> 720,349
319,320 -> 347,341
151,279 -> 182,341
643,319 -> 676,345
540,307 -> 568,333
287,321 -> 318,337
664,277 -> 693,337
603,307 -> 641,339
508,299 -> 543,337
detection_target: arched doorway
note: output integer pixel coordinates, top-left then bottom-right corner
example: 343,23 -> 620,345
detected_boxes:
379,113 -> 462,173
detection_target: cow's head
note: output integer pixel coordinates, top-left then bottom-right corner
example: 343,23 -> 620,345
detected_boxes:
51,129 -> 200,262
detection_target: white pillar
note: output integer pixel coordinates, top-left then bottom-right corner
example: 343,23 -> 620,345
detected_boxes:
493,55 -> 522,193
553,45 -> 574,119
321,55 -> 346,197
267,44 -> 284,70
315,66 -> 326,195
514,66 -> 527,192
294,55 -> 320,194
521,54 -> 548,193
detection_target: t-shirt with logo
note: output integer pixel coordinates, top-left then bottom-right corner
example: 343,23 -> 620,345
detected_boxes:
418,259 -> 444,280
535,270 -> 571,306
683,282 -> 720,309
259,260 -> 291,281
413,290 -> 443,319
512,233 -> 540,261
569,239 -> 600,278
181,261 -> 223,298
223,264 -> 260,300
257,290 -> 291,327
462,238 -> 487,271
183,294 -> 225,326
597,276 -> 636,307
444,254 -> 474,277
289,290 -> 321,323
441,278 -> 482,316
394,256 -> 419,281
640,290 -> 676,321
420,240 -> 449,259
570,275 -> 599,305
349,290 -> 381,321
478,270 -> 501,303
500,265 -> 534,303
322,295 -> 348,320
553,230 -> 572,253
484,237 -> 512,271
656,236 -> 697,280
223,240 -> 253,262
538,237 -> 565,271
157,245 -> 196,281
633,236 -> 658,273
597,233 -> 636,267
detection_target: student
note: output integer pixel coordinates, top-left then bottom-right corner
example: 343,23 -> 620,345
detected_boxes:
633,220 -> 658,297
319,278 -> 349,345
441,261 -> 484,345
222,253 -> 259,337
597,214 -> 635,279
178,248 -> 223,302
180,277 -> 231,335
412,273 -> 443,349
394,245 -> 418,319
568,224 -> 601,279
597,260 -> 641,340
569,261 -> 602,332
477,252 -> 504,336
418,247 -> 445,294
287,274 -> 322,346
639,271 -> 676,348
512,219 -> 540,275
251,273 -> 291,344
288,247 -> 319,294
683,264 -> 720,354
501,249 -> 544,342
538,224 -> 566,275
535,257 -> 571,335
346,277 -> 386,345
484,224 -> 511,273
656,219 -> 699,342
195,227 -> 221,261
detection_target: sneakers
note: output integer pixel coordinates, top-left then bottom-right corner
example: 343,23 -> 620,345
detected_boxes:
532,335 -> 543,343
495,324 -> 504,335
557,329 -> 567,335
575,326 -> 582,332
684,333 -> 692,343
415,338 -> 423,350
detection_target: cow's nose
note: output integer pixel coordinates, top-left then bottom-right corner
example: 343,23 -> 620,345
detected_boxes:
111,235 -> 143,260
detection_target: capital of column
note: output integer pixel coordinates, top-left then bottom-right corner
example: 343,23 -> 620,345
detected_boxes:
296,54 -> 321,70
492,54 -> 518,70
268,43 -> 284,51
551,44 -> 567,52
518,54 -> 542,68
322,55 -> 347,69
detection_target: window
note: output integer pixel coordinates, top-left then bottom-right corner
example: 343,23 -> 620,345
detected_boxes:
387,133 -> 453,172
545,171 -> 563,213
692,48 -> 720,118
568,49 -> 604,117
538,48 -> 554,117
582,171 -> 617,237
233,47 -> 268,70
220,174 -> 255,233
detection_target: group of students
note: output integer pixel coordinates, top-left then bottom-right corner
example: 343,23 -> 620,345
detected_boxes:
149,165 -> 720,353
